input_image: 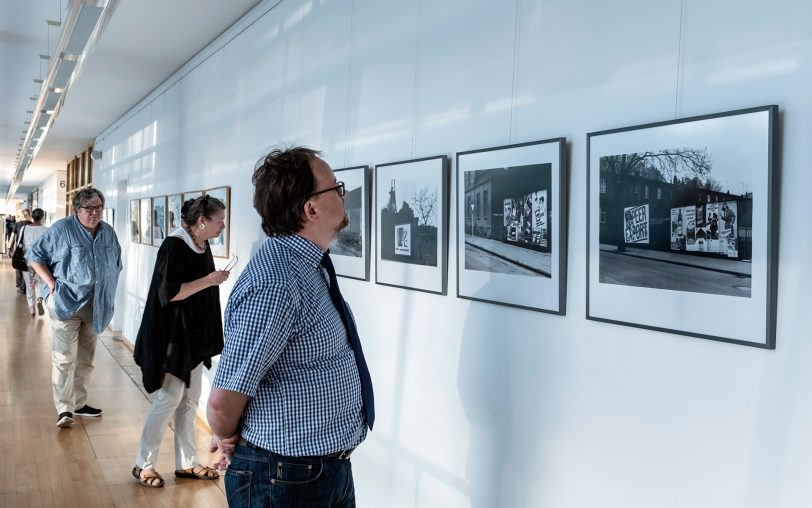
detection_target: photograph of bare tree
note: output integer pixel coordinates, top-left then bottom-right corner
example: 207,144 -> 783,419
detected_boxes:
376,156 -> 448,295
597,146 -> 753,297
588,105 -> 779,348
380,177 -> 438,267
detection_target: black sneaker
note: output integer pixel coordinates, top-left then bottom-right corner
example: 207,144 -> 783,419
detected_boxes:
75,405 -> 103,417
56,412 -> 74,428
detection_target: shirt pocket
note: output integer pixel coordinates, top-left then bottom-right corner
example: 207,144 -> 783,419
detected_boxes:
68,246 -> 93,283
96,245 -> 120,275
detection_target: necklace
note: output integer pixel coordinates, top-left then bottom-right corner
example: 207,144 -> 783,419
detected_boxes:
184,225 -> 205,251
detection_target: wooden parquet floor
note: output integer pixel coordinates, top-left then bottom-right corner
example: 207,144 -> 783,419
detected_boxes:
0,258 -> 227,507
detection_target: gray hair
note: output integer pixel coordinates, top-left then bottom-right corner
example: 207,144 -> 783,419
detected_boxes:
72,188 -> 105,213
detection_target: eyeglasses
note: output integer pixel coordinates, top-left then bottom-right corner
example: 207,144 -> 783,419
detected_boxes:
308,181 -> 345,199
221,254 -> 238,272
79,205 -> 104,213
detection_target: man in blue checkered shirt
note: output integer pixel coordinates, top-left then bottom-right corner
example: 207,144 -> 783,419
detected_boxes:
207,147 -> 373,507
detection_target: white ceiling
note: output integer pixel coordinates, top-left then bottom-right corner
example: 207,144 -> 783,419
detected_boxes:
1,0 -> 263,198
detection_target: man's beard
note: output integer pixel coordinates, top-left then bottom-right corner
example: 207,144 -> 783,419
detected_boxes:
334,212 -> 349,236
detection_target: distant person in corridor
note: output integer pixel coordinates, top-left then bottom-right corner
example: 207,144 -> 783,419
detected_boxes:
207,147 -> 375,507
28,188 -> 122,428
8,209 -> 32,293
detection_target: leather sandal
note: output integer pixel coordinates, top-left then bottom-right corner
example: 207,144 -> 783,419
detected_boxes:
132,466 -> 165,488
174,465 -> 220,480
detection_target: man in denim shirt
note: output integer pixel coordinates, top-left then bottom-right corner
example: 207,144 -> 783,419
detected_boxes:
29,188 -> 122,428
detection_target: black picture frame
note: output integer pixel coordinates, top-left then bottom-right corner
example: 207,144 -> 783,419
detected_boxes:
329,165 -> 371,281
456,138 -> 568,314
586,105 -> 779,348
375,155 -> 449,295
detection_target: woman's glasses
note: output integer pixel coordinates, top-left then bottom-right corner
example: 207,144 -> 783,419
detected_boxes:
221,254 -> 238,272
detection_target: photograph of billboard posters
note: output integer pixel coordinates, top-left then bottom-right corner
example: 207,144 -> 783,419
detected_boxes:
329,166 -> 370,281
597,145 -> 752,297
587,105 -> 778,348
375,156 -> 448,295
463,164 -> 552,278
457,139 -> 568,314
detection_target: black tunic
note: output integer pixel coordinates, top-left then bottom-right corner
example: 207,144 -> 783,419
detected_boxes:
134,236 -> 224,393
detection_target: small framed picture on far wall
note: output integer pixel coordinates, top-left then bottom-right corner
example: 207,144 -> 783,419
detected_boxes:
151,196 -> 166,246
204,186 -> 230,258
139,197 -> 151,245
167,194 -> 182,233
129,200 -> 140,243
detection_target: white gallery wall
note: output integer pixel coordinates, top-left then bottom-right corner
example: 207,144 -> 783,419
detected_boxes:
34,170 -> 67,226
92,0 -> 812,506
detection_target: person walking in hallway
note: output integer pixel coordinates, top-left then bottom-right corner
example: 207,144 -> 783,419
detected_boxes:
8,209 -> 32,294
28,188 -> 122,428
19,208 -> 48,316
131,195 -> 230,488
207,147 -> 375,507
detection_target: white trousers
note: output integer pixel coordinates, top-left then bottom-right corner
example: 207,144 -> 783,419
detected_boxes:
135,363 -> 202,470
22,266 -> 42,310
49,299 -> 97,415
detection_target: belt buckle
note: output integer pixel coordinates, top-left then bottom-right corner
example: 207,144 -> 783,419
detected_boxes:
336,448 -> 353,460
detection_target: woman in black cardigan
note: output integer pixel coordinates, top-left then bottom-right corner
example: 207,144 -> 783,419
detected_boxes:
132,195 -> 230,488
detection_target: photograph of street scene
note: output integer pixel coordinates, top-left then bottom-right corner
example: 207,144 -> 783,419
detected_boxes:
379,177 -> 439,267
463,163 -> 552,278
598,147 -> 752,298
330,183 -> 363,257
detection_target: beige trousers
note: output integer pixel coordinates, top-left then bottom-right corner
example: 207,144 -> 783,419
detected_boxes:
49,298 -> 97,415
135,364 -> 203,470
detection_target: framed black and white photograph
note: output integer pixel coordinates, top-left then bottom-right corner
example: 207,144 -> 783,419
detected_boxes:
456,138 -> 568,314
205,186 -> 230,258
183,190 -> 203,202
375,156 -> 448,294
167,193 -> 182,233
139,197 -> 151,245
587,105 -> 778,348
129,200 -> 139,243
150,196 -> 166,246
329,165 -> 370,281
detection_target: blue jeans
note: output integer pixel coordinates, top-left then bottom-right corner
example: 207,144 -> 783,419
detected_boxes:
226,440 -> 356,508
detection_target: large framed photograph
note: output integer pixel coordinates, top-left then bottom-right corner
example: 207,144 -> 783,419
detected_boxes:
456,139 -> 568,314
129,200 -> 140,243
150,196 -> 166,246
139,197 -> 151,245
375,156 -> 448,294
167,193 -> 182,233
205,186 -> 230,258
587,105 -> 778,348
329,166 -> 370,281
